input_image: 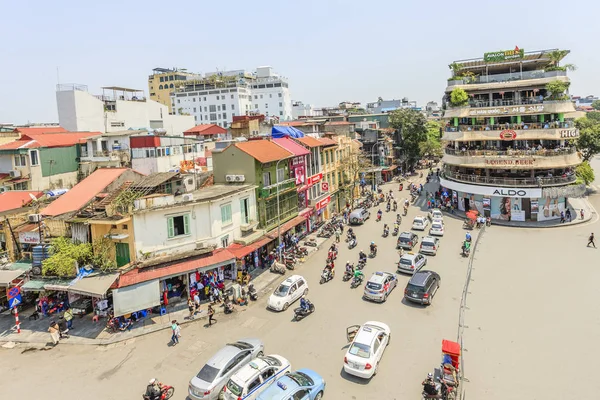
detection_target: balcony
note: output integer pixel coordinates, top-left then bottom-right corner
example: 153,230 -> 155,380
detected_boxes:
259,178 -> 296,199
442,170 -> 576,188
81,149 -> 130,162
444,121 -> 574,133
443,100 -> 576,119
443,147 -> 581,170
447,70 -> 566,87
444,146 -> 577,157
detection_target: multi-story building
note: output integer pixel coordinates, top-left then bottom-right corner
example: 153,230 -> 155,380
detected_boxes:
171,66 -> 293,127
129,135 -> 203,175
292,101 -> 321,119
366,97 -> 420,114
441,47 -> 583,222
56,84 -> 194,135
148,67 -> 202,113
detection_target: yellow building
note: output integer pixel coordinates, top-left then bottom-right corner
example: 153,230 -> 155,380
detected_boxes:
148,68 -> 200,113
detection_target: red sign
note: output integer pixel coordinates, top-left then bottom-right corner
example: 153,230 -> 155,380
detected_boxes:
315,195 -> 331,211
499,129 -> 517,140
321,182 -> 329,192
307,172 -> 323,186
7,286 -> 20,299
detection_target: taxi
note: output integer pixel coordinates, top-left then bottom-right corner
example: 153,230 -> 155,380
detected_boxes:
256,369 -> 326,400
344,321 -> 391,379
429,220 -> 445,236
397,252 -> 427,275
428,208 -> 444,221
223,355 -> 291,400
411,216 -> 430,231
363,272 -> 398,303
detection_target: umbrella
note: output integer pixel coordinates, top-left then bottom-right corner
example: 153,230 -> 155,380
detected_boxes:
465,210 -> 478,220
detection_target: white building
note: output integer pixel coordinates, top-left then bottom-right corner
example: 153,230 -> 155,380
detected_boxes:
56,84 -> 195,135
130,135 -> 204,175
171,66 -> 293,127
292,101 -> 320,119
131,184 -> 258,258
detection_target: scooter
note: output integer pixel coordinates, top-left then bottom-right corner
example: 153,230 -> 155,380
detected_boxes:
376,213 -> 382,222
348,238 -> 357,249
350,275 -> 363,289
320,268 -> 335,284
393,226 -> 399,236
461,242 -> 470,258
304,238 -> 317,247
293,301 -> 315,321
386,203 -> 391,213
247,284 -> 258,301
270,261 -> 286,274
224,300 -> 235,314
343,270 -> 353,281
369,248 -> 377,258
382,228 -> 389,238
356,260 -> 366,270
142,384 -> 175,400
403,207 -> 408,216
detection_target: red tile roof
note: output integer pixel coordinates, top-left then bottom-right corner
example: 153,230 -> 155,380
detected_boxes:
234,140 -> 294,163
228,235 -> 274,259
0,132 -> 99,150
41,168 -> 130,216
273,137 -> 310,156
117,249 -> 235,287
184,124 -> 227,136
14,127 -> 68,135
295,136 -> 324,148
0,191 -> 44,213
318,137 -> 338,147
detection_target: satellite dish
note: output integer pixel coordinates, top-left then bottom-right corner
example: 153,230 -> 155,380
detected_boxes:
29,193 -> 38,202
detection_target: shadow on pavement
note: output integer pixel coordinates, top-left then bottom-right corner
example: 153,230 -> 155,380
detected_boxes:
401,297 -> 427,309
339,368 -> 373,385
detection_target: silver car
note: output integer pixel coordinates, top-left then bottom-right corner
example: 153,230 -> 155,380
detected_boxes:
419,236 -> 440,256
189,339 -> 265,400
349,208 -> 370,225
363,271 -> 398,302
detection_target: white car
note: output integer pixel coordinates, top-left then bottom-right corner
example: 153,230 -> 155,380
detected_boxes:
267,275 -> 308,311
344,321 -> 391,379
429,221 -> 444,236
428,208 -> 444,221
223,355 -> 291,400
411,216 -> 430,231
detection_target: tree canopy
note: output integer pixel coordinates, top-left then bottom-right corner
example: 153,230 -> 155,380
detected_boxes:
591,100 -> 600,111
419,121 -> 442,158
575,117 -> 600,162
388,109 -> 428,169
42,237 -> 117,277
450,88 -> 469,106
576,161 -> 595,185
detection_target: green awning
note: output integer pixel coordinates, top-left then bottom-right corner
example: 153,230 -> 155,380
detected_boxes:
22,279 -> 72,292
6,261 -> 32,271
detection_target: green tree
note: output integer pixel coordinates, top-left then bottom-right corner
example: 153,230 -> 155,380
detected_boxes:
587,111 -> 600,122
419,121 -> 442,158
42,237 -> 92,277
545,80 -> 571,100
389,109 -> 428,170
575,117 -> 600,162
576,161 -> 595,185
450,88 -> 469,106
591,100 -> 600,111
546,49 -> 577,71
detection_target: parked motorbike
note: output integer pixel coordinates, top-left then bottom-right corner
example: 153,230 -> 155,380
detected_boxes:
142,384 -> 175,400
284,260 -> 296,270
350,275 -> 363,289
320,268 -> 335,284
247,284 -> 258,301
304,238 -> 317,247
270,261 -> 286,274
293,301 -> 315,321
348,238 -> 357,249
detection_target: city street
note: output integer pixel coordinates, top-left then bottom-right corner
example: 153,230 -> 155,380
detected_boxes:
1,177 -> 471,400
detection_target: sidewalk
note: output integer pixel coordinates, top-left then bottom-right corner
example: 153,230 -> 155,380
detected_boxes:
0,231 -> 332,348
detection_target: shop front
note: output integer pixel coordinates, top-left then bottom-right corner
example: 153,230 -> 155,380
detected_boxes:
21,278 -> 73,317
228,235 -> 275,284
67,273 -> 119,317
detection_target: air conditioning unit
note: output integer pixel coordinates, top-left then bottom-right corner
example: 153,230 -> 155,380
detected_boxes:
0,186 -> 9,193
226,175 -> 236,182
28,214 -> 42,223
9,170 -> 21,178
195,241 -> 206,250
234,175 -> 246,182
182,193 -> 193,202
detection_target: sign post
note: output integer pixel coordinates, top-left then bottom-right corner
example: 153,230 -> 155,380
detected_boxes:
7,286 -> 21,334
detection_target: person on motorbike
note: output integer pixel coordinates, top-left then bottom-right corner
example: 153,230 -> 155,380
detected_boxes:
396,213 -> 401,223
422,373 -> 438,396
466,232 -> 472,242
145,378 -> 162,400
377,209 -> 383,220
394,221 -> 399,232
393,199 -> 397,209
358,250 -> 367,263
404,198 -> 409,207
383,224 -> 389,236
300,296 -> 310,312
370,241 -> 377,255
345,261 -> 353,274
353,268 -> 364,281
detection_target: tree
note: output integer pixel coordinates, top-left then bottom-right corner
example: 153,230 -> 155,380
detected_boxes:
419,121 -> 442,159
545,80 -> 570,100
389,109 -> 428,170
546,49 -> 577,71
42,237 -> 117,277
591,100 -> 600,111
576,161 -> 595,185
449,88 -> 469,106
587,111 -> 600,122
344,146 -> 373,206
575,117 -> 600,162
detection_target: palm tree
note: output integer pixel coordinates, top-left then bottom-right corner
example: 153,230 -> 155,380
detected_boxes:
546,50 -> 577,71
448,62 -> 463,76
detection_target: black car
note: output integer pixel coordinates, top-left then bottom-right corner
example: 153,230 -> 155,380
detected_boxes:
397,232 -> 419,250
404,270 -> 440,305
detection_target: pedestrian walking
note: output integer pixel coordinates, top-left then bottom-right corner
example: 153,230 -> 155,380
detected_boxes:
48,321 -> 60,345
581,209 -> 585,220
335,228 -> 341,243
560,211 -> 565,224
566,209 -> 572,222
208,305 -> 215,327
171,320 -> 179,345
587,233 -> 596,248
63,307 -> 74,330
187,298 -> 195,320
174,322 -> 181,342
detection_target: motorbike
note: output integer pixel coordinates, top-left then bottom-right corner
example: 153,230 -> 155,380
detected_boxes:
350,275 -> 363,288
399,183 -> 404,191
285,260 -> 296,270
461,242 -> 470,257
343,270 -> 353,281
392,226 -> 399,236
270,261 -> 286,274
304,238 -> 317,247
369,248 -> 377,258
224,301 -> 235,314
376,213 -> 382,222
247,284 -> 258,301
348,238 -> 357,249
328,250 -> 338,260
462,219 -> 475,230
382,228 -> 389,238
320,268 -> 335,284
393,203 -> 397,212
356,259 -> 366,270
403,206 -> 408,216
386,203 -> 391,212
142,385 -> 175,400
293,301 -> 315,321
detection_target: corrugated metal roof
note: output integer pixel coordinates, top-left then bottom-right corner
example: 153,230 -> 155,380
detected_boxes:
184,124 -> 227,135
0,132 -> 99,150
0,191 -> 43,213
273,137 -> 310,156
296,136 -> 324,148
132,172 -> 178,189
14,127 -> 68,135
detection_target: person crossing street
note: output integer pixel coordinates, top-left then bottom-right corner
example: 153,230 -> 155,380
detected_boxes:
587,233 -> 596,248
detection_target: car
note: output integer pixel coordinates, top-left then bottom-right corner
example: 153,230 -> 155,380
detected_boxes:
397,252 -> 427,275
363,272 -> 398,302
267,275 -> 308,311
419,236 -> 441,256
189,339 -> 265,400
349,208 -> 370,225
397,231 -> 419,250
428,208 -> 444,221
344,321 -> 391,379
412,216 -> 430,231
429,221 -> 445,236
404,270 -> 441,305
256,369 -> 326,400
223,355 -> 292,400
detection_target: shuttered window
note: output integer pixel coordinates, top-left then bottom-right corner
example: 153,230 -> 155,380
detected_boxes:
167,214 -> 190,238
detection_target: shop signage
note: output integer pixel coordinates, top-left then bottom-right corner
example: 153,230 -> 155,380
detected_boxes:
560,129 -> 579,138
307,172 -> 323,186
315,195 -> 331,210
484,46 -> 524,62
19,231 -> 40,244
321,182 -> 329,192
468,105 -> 544,117
499,130 -> 517,140
439,177 -> 542,198
484,159 -> 534,166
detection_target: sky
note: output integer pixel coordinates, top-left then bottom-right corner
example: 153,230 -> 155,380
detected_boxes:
1,0 -> 599,124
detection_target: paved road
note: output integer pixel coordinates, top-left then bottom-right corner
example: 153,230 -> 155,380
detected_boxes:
1,177 -> 470,400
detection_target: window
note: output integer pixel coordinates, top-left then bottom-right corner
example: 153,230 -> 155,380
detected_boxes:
270,94 -> 272,98
192,97 -> 196,102
254,95 -> 258,99
217,105 -> 221,111
292,389 -> 310,400
216,95 -> 220,100
13,181 -> 28,190
169,75 -> 174,81
222,104 -> 226,110
177,99 -> 180,104
277,168 -> 285,182
263,171 -> 271,186
167,214 -> 190,238
169,83 -> 174,88
325,152 -> 329,164
14,154 -> 26,167
159,85 -> 163,90
222,112 -> 227,119
221,235 -> 229,248
220,203 -> 232,225
247,378 -> 261,392
279,102 -> 283,107
210,113 -> 217,121
204,106 -> 207,112
280,111 -> 283,116
193,107 -> 197,112
265,103 -> 268,108
209,105 -> 216,112
230,94 -> 234,99
278,93 -> 282,97
159,77 -> 164,82
231,104 -> 235,110
254,104 -> 258,109
203,97 -> 207,101
29,150 -> 39,166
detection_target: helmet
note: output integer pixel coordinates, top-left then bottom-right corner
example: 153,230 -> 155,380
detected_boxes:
360,250 -> 364,252
301,295 -> 306,300
149,378 -> 157,385
371,241 -> 374,245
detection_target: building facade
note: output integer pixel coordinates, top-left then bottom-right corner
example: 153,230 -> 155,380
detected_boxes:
148,67 -> 202,113
441,47 -> 583,222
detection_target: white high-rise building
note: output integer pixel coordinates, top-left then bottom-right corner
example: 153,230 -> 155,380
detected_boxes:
171,66 -> 292,127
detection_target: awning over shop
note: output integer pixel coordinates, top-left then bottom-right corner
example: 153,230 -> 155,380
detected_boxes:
113,279 -> 160,317
68,273 -> 119,298
22,279 -> 73,292
266,215 -> 306,239
228,236 -> 274,259
0,269 -> 27,287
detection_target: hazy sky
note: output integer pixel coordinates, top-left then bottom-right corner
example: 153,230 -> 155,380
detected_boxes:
1,0 -> 598,124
